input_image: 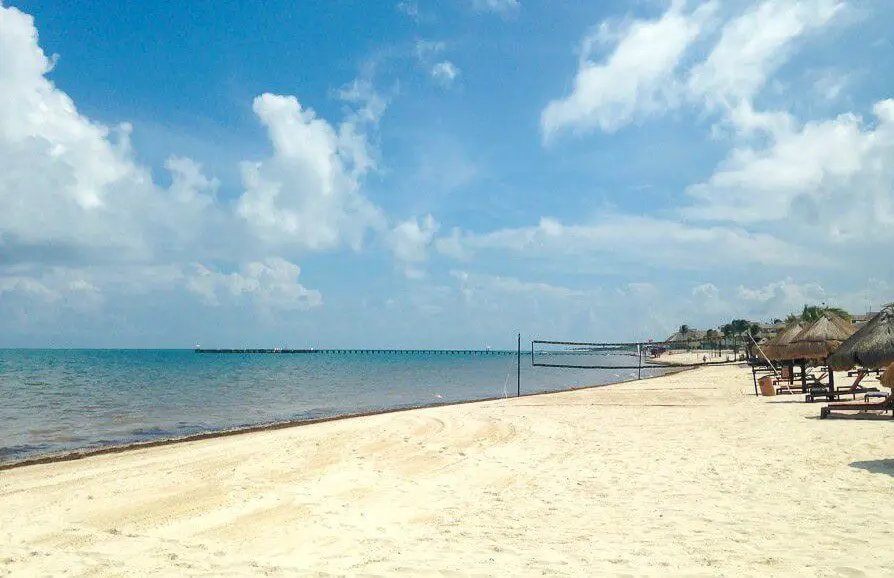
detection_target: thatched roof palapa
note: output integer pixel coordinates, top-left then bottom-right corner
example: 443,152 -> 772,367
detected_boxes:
881,364 -> 894,390
764,322 -> 803,361
827,304 -> 894,371
787,313 -> 856,360
664,330 -> 707,343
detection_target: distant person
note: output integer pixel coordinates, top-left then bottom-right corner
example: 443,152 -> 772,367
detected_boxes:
702,355 -> 707,363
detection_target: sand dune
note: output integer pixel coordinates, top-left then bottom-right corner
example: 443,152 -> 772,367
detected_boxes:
2,364 -> 894,576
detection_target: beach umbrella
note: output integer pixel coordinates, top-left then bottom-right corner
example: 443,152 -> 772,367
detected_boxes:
827,304 -> 894,371
764,323 -> 804,361
788,313 -> 856,360
881,364 -> 894,390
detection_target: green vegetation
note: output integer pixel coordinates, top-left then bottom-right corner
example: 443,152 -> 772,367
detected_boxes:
785,305 -> 851,324
720,319 -> 761,337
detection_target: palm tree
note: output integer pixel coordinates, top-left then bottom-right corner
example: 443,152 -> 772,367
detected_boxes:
793,305 -> 852,324
679,324 -> 690,334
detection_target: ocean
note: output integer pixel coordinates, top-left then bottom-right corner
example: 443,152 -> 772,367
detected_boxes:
0,349 -> 670,465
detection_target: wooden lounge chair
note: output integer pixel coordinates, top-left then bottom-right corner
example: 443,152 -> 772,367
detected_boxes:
771,366 -> 806,394
848,368 -> 884,378
820,395 -> 894,419
806,371 -> 878,402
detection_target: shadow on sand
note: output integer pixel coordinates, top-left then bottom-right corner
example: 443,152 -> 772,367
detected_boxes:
850,459 -> 894,476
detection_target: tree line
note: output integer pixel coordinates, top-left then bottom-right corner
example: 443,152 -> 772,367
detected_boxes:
678,305 -> 852,340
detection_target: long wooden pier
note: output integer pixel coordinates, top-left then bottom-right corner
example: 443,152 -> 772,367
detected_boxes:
194,348 -> 513,356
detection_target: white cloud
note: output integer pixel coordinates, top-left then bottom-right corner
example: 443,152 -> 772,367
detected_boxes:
541,0 -> 716,138
472,0 -> 520,14
414,41 -> 460,88
452,270 -> 588,300
386,214 -> 439,263
738,278 -> 826,305
542,0 -> 847,139
684,100 -> 894,236
435,215 -> 818,269
688,0 -> 844,111
0,267 -> 102,309
0,5 -> 220,264
431,61 -> 460,87
187,258 -> 322,311
0,2 -> 386,329
237,93 -> 386,251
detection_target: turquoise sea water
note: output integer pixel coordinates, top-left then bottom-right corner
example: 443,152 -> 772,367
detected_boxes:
0,349 -> 668,464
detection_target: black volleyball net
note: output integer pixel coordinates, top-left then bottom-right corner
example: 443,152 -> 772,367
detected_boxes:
531,338 -> 746,370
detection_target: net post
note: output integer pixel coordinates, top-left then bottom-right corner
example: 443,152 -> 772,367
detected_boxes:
637,343 -> 642,380
517,333 -> 521,397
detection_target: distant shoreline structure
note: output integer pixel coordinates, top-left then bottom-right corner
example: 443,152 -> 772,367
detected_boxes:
193,348 -> 515,355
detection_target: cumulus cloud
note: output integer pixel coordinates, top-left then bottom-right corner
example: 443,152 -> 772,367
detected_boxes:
684,100 -> 894,239
0,5 -> 221,266
541,0 -> 846,139
0,268 -> 101,305
541,0 -> 716,138
236,93 -> 385,251
187,258 -> 322,311
1,1 -> 387,268
687,0 -> 844,110
0,2 -> 396,332
738,278 -> 826,305
386,214 -> 440,263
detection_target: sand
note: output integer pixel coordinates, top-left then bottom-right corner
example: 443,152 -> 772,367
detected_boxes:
649,349 -> 740,366
2,364 -> 894,577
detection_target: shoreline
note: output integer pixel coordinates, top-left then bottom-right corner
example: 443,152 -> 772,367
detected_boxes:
0,365 -> 692,472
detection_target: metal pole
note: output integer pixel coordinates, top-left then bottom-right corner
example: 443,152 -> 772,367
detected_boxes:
517,333 -> 521,397
637,343 -> 642,380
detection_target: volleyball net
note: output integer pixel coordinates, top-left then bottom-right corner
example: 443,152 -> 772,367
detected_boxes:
531,338 -> 746,370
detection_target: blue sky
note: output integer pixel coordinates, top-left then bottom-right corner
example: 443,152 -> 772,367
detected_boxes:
1,0 -> 893,348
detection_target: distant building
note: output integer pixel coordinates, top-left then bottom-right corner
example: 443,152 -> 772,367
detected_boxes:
755,322 -> 785,339
664,329 -> 707,343
850,312 -> 878,327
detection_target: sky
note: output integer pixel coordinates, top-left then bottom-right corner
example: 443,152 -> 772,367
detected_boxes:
1,0 -> 893,349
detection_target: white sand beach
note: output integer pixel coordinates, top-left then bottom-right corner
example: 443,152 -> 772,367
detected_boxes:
2,364 -> 894,577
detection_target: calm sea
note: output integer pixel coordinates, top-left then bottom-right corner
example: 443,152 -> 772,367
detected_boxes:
0,349 -> 669,464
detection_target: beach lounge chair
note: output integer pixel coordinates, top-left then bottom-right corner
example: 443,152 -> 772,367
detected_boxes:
806,371 -> 879,403
770,366 -> 806,394
820,394 -> 894,419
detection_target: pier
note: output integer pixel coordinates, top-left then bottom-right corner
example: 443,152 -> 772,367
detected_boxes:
194,348 -> 513,356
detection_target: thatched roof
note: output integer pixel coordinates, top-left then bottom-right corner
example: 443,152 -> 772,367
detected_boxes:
881,364 -> 894,390
764,322 -> 804,361
664,329 -> 707,343
787,313 -> 856,360
827,304 -> 894,371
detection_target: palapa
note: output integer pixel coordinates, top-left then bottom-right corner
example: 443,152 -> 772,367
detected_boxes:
787,313 -> 856,360
880,364 -> 894,390
764,322 -> 804,361
827,304 -> 894,371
